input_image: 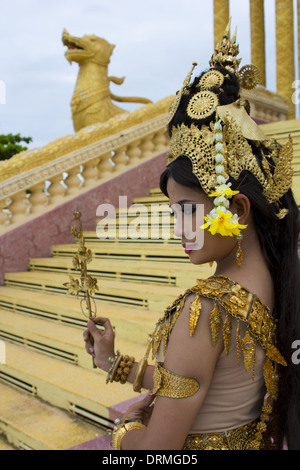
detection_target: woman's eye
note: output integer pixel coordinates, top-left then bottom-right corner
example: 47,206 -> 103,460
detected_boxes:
169,205 -> 196,218
183,205 -> 196,215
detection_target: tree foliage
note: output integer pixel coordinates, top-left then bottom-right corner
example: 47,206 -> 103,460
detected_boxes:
0,133 -> 32,161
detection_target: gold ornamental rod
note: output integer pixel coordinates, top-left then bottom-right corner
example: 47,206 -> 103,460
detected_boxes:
250,0 -> 266,87
213,0 -> 230,47
276,0 -> 296,119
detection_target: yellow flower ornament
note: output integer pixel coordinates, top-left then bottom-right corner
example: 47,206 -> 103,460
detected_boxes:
209,185 -> 240,199
200,118 -> 248,237
201,209 -> 247,237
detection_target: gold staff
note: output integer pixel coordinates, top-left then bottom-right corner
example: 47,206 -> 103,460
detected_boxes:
63,211 -> 99,367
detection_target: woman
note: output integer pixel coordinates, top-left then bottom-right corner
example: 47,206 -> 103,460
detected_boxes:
84,28 -> 300,450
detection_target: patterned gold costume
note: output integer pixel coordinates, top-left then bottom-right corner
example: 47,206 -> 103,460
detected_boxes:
137,275 -> 286,450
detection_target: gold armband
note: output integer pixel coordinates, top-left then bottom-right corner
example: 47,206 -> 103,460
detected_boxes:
133,357 -> 148,392
152,362 -> 199,398
112,421 -> 146,450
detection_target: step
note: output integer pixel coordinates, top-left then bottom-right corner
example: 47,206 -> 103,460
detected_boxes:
0,434 -> 16,450
111,212 -> 172,226
0,380 -> 104,450
0,286 -> 161,342
83,231 -> 181,244
28,256 -> 202,288
0,308 -> 150,370
115,205 -> 171,217
95,226 -> 178,242
96,194 -> 170,220
103,215 -> 175,227
149,188 -> 164,196
96,220 -> 176,236
0,343 -> 138,432
52,241 -> 190,263
3,272 -> 183,311
132,195 -> 169,206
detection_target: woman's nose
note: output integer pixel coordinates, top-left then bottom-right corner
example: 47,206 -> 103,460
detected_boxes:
173,215 -> 184,239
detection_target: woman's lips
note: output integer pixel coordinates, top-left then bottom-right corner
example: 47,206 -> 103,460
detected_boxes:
182,243 -> 198,254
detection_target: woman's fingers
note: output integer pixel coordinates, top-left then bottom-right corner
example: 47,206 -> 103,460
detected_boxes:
83,330 -> 95,355
120,393 -> 155,425
83,317 -> 115,369
136,393 -> 155,410
143,393 -> 155,405
83,317 -> 112,341
93,317 -> 115,335
87,318 -> 115,341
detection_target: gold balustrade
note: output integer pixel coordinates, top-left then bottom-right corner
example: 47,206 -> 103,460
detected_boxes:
0,114 -> 170,233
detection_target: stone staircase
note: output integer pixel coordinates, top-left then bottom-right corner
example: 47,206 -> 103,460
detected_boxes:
0,187 -> 213,450
0,117 -> 298,450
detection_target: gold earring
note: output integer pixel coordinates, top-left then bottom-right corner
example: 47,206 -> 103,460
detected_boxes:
236,233 -> 243,267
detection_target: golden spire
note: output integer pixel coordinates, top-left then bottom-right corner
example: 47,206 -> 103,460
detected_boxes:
209,19 -> 242,74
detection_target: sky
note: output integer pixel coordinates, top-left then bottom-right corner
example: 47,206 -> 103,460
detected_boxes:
0,0 -> 297,151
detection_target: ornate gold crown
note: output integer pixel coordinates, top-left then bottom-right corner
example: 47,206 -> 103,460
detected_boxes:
166,21 -> 294,234
167,107 -> 294,206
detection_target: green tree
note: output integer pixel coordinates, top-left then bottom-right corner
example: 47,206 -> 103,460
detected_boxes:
0,133 -> 32,161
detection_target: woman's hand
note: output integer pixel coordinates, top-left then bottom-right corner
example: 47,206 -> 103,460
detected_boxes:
121,393 -> 155,427
83,317 -> 115,371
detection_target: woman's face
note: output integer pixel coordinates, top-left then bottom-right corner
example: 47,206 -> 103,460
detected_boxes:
167,176 -> 237,265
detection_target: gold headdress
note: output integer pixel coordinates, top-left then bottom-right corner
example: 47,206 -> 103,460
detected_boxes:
167,21 -> 293,236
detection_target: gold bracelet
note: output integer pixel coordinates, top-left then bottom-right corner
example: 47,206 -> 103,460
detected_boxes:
133,357 -> 148,392
114,355 -> 135,384
112,421 -> 146,450
106,351 -> 122,384
106,352 -> 135,385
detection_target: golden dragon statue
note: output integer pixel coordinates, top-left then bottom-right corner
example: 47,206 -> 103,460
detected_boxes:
62,29 -> 152,131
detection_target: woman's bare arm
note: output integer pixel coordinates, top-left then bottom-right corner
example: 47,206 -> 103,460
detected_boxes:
121,294 -> 224,450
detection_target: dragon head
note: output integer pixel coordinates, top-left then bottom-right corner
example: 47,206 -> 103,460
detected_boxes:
62,29 -> 115,66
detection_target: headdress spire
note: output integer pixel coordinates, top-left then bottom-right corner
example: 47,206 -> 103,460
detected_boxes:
210,18 -> 241,75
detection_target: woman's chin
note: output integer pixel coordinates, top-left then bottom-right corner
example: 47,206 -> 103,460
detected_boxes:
186,249 -> 207,265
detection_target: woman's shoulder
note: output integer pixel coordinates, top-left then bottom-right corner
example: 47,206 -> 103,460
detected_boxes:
180,274 -> 286,368
160,273 -> 272,342
152,273 -> 285,374
193,272 -> 274,312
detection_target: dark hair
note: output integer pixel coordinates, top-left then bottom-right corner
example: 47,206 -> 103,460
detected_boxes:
167,65 -> 240,135
161,65 -> 300,450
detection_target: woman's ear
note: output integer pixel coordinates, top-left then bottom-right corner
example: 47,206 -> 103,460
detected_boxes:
231,194 -> 251,223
